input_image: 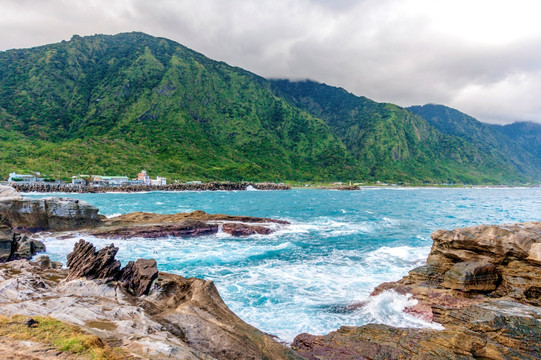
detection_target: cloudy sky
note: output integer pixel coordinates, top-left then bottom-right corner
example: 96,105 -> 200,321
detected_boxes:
2,0 -> 541,124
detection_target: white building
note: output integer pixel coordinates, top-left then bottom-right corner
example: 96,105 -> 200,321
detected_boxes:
8,172 -> 38,183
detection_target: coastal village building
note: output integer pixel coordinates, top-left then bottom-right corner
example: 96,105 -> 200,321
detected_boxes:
91,175 -> 130,186
136,170 -> 167,186
71,175 -> 89,186
8,172 -> 42,183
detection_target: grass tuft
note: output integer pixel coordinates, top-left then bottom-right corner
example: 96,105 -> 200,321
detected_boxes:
0,315 -> 130,359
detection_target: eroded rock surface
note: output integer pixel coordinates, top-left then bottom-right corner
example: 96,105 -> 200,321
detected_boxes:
88,210 -> 288,238
294,221 -> 541,360
0,250 -> 303,359
0,196 -> 101,232
66,240 -> 121,282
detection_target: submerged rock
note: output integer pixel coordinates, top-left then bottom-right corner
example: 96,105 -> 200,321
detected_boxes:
222,222 -> 274,236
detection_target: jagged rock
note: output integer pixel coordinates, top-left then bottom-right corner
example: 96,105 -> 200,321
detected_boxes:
66,240 -> 120,282
222,222 -> 274,236
119,258 -> 158,296
0,251 -> 302,360
441,261 -> 499,291
0,225 -> 46,262
0,197 -> 101,232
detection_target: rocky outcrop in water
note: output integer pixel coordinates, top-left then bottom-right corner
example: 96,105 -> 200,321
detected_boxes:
10,181 -> 291,193
292,221 -> 541,360
0,224 -> 45,263
86,210 -> 289,239
0,250 -> 303,359
0,196 -> 101,232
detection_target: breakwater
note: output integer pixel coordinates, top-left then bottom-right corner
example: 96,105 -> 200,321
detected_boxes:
9,182 -> 290,193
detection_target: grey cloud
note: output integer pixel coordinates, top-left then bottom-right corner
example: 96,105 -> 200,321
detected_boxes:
0,0 -> 540,124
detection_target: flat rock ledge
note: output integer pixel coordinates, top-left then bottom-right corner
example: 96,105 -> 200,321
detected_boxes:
0,243 -> 303,360
292,221 -> 541,360
87,210 -> 289,239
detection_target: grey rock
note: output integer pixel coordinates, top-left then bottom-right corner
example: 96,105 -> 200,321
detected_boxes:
0,197 -> 101,232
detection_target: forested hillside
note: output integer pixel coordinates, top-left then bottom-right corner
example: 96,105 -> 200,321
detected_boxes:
0,33 -> 537,184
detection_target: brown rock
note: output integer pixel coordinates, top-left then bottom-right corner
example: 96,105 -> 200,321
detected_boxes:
308,221 -> 541,360
0,225 -> 46,262
87,210 -> 287,239
66,240 -> 121,282
119,258 -> 158,296
222,222 -> 274,236
441,261 -> 499,291
90,220 -> 219,239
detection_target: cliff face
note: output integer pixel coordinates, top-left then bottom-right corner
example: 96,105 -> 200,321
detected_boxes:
292,222 -> 541,360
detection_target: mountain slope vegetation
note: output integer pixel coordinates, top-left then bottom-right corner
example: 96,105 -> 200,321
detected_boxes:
271,80 -> 533,184
0,32 -> 358,181
0,33 -> 537,184
408,104 -> 541,180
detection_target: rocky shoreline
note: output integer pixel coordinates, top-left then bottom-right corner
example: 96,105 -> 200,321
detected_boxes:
292,221 -> 541,359
9,181 -> 291,193
0,184 -> 539,359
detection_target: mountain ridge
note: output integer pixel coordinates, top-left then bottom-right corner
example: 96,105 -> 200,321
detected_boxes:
0,32 -> 538,184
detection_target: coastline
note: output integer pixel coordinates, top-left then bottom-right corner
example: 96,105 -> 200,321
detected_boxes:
8,181 -> 291,193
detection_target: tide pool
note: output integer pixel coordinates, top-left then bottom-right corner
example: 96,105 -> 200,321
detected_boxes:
27,187 -> 541,341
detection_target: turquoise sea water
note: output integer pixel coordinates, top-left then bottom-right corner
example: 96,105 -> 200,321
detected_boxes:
27,188 -> 541,341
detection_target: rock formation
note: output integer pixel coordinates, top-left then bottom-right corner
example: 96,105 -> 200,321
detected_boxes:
0,249 -> 303,359
0,196 -> 101,232
87,210 -> 289,239
66,239 -> 158,297
0,224 -> 45,262
293,221 -> 541,360
66,240 -> 121,282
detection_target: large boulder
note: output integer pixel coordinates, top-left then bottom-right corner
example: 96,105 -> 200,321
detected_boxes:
119,258 -> 158,296
0,197 -> 101,232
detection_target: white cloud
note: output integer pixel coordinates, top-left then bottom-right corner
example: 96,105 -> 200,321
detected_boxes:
1,0 -> 540,124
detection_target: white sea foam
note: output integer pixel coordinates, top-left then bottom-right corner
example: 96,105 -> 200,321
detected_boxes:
359,290 -> 443,330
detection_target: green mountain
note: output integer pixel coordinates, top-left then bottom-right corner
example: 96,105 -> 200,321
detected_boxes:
0,32 -> 358,182
0,32 -> 537,184
407,104 -> 541,180
494,121 -> 541,159
271,80 -> 533,184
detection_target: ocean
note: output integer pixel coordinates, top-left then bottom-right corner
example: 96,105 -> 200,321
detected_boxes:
27,187 -> 541,342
